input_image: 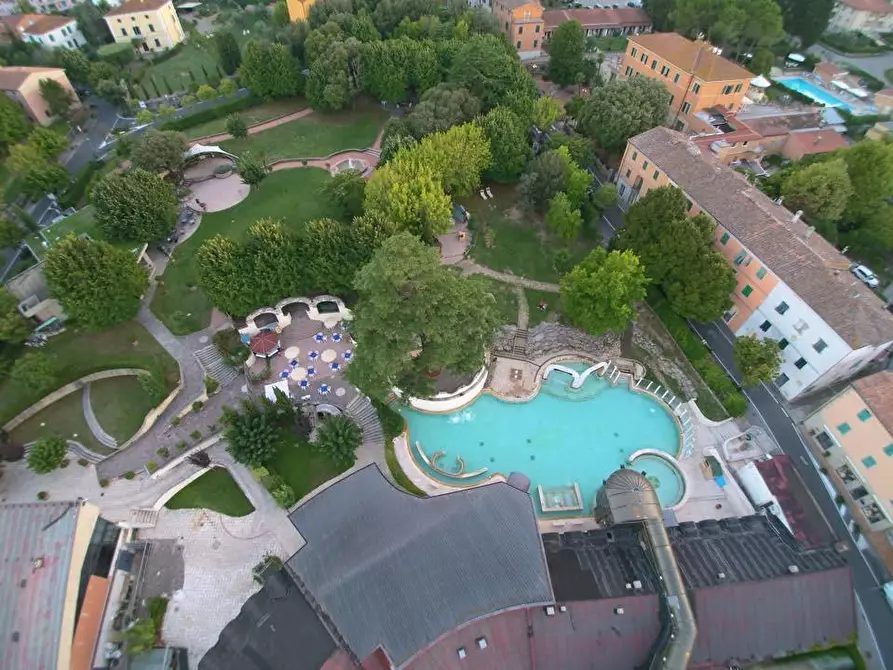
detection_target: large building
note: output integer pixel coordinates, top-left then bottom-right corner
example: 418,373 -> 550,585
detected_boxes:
616,126 -> 893,400
0,65 -> 80,126
620,33 -> 754,132
493,0 -> 545,60
804,370 -> 893,532
103,0 -> 185,54
200,465 -> 856,670
828,0 -> 893,35
1,14 -> 86,48
542,7 -> 652,40
0,501 -> 122,670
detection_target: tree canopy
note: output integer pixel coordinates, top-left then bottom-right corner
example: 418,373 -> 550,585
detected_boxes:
478,106 -> 530,182
777,0 -> 833,46
548,20 -> 585,86
0,91 -> 30,155
223,399 -> 280,467
322,168 -> 366,219
405,84 -> 480,138
44,235 -> 148,329
449,34 -> 536,109
780,158 -> 852,222
346,232 -> 501,400
91,168 -> 177,242
39,78 -> 74,120
547,192 -> 583,242
560,248 -> 648,334
615,186 -> 736,321
27,435 -> 67,474
578,77 -> 670,154
0,288 -> 31,344
240,40 -> 304,99
313,414 -> 362,466
215,32 -> 242,74
734,333 -> 782,386
130,129 -> 187,175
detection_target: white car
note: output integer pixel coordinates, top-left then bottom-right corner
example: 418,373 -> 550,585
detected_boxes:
852,264 -> 880,288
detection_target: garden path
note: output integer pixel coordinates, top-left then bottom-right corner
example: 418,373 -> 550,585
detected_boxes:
457,258 -> 560,292
189,108 -> 314,145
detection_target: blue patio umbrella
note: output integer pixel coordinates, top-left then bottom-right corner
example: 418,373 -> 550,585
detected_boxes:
314,332 -> 327,343
332,332 -> 343,343
319,384 -> 330,395
343,350 -> 353,360
299,379 -> 309,390
307,366 -> 316,377
330,362 -> 341,371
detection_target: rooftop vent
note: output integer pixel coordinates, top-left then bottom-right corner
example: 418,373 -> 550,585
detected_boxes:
476,637 -> 488,650
633,579 -> 643,590
625,582 -> 632,590
559,605 -> 567,613
717,572 -> 726,580
32,557 -> 44,570
791,210 -> 803,225
614,607 -> 625,615
788,565 -> 800,574
457,647 -> 467,660
545,606 -> 556,616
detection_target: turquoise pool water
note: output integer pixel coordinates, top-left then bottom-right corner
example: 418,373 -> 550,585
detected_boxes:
401,365 -> 684,514
775,77 -> 855,113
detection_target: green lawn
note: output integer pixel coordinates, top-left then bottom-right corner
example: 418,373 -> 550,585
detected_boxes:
525,288 -> 562,328
165,467 -> 255,517
268,438 -> 348,501
469,275 -> 519,326
26,206 -> 141,262
89,376 -> 158,443
9,390 -> 109,455
0,320 -> 180,424
151,168 -> 339,334
136,43 -> 222,95
220,107 -> 388,161
185,98 -> 308,140
465,185 -> 592,284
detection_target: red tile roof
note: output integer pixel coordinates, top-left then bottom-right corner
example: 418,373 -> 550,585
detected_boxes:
19,14 -> 76,35
543,7 -> 652,30
105,0 -> 172,17
628,32 -> 753,82
852,370 -> 893,434
837,0 -> 893,13
783,129 -> 849,157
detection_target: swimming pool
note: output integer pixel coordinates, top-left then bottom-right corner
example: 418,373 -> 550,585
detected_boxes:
774,77 -> 855,113
401,363 -> 684,514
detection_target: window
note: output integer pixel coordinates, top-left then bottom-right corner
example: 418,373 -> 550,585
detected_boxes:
133,26 -> 141,35
794,357 -> 807,369
661,65 -> 670,76
756,266 -> 767,280
49,34 -> 55,42
154,38 -> 161,47
516,40 -> 521,48
776,373 -> 789,386
631,47 -> 637,57
673,73 -> 680,84
535,24 -> 540,33
686,199 -> 693,211
862,456 -> 877,468
734,83 -> 743,92
778,338 -> 789,350
692,82 -> 701,93
816,431 -> 835,450
734,250 -> 747,265
813,339 -> 828,354
117,18 -> 121,22
884,444 -> 893,456
775,301 -> 789,315
625,66 -> 633,76
722,307 -> 737,323
760,320 -> 771,332
722,85 -> 733,94
631,151 -> 638,161
668,95 -> 674,106
720,232 -> 730,244
652,170 -> 659,180
742,284 -> 753,297
505,21 -> 509,29
642,160 -> 649,170
533,39 -> 537,48
625,168 -> 631,178
640,53 -> 648,64
838,422 -> 851,435
618,184 -> 626,197
651,59 -> 657,70
858,408 -> 872,421
518,26 -> 523,34
148,23 -> 154,31
681,102 -> 691,114
121,27 -> 127,36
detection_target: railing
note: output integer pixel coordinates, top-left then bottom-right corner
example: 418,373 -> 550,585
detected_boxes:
633,378 -> 696,458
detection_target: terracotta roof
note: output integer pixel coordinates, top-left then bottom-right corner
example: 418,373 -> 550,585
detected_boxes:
783,129 -> 849,156
814,61 -> 846,78
0,65 -> 63,90
629,126 -> 893,348
628,32 -> 753,82
543,7 -> 652,30
105,0 -> 173,17
20,14 -> 76,35
875,88 -> 893,98
852,370 -> 893,433
837,0 -> 893,13
736,107 -> 826,137
0,13 -> 42,33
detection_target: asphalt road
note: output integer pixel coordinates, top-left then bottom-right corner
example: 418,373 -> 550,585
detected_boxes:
690,318 -> 893,669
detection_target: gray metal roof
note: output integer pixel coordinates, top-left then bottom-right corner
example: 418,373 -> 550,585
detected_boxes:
0,502 -> 82,670
286,465 -> 554,666
596,469 -> 662,525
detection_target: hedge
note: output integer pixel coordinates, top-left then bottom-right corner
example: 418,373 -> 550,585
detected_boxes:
646,289 -> 749,417
160,93 -> 260,132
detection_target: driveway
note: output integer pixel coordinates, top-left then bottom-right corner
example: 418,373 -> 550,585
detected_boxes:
808,44 -> 893,83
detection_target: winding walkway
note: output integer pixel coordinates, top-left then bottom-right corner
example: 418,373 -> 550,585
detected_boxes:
458,259 -> 560,292
190,108 -> 314,146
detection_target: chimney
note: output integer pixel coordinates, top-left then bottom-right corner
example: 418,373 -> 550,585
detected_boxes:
814,135 -> 821,145
791,210 -> 803,224
805,225 -> 815,239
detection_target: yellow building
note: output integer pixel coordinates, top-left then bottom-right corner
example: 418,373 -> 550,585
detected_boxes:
103,0 -> 185,55
286,0 -> 316,22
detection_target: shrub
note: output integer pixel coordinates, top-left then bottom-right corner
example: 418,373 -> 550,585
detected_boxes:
219,78 -> 238,96
157,447 -> 170,458
314,414 -> 362,467
60,458 -> 70,468
192,400 -> 204,412
37,490 -> 49,500
181,94 -> 197,106
191,429 -> 202,441
146,460 -> 158,473
123,470 -> 136,480
161,94 -> 260,131
205,376 -> 220,395
171,416 -> 181,427
135,109 -> 154,125
373,399 -> 404,442
197,84 -> 217,101
835,494 -> 846,505
208,422 -> 218,432
77,457 -> 89,467
99,478 -> 110,488
271,483 -> 296,508
176,440 -> 189,451
27,435 -> 68,474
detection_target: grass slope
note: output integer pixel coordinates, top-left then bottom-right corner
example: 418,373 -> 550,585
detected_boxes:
89,376 -> 158,443
9,390 -> 109,455
166,467 -> 255,517
268,438 -> 347,501
185,98 -> 307,140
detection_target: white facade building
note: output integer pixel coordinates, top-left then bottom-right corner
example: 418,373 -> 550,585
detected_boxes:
828,0 -> 893,35
23,16 -> 85,48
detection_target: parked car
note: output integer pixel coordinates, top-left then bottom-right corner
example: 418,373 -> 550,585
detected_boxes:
851,264 -> 880,288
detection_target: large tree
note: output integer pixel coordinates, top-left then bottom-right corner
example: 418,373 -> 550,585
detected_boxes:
361,37 -> 439,103
449,34 -> 537,109
777,0 -> 833,46
560,248 -> 648,334
547,192 -> 583,242
39,79 -> 74,120
313,414 -> 362,466
306,39 -> 361,111
0,92 -> 31,155
548,20 -> 585,86
45,235 -> 148,329
322,168 -> 366,219
615,186 -> 736,321
11,351 -> 56,394
405,84 -> 480,138
577,77 -> 670,155
643,0 -> 675,31
223,400 -> 280,467
364,158 -> 452,240
240,40 -> 304,99
408,122 -> 491,196
838,140 -> 893,223
781,158 -> 852,222
478,106 -> 530,182
346,232 -> 501,400
519,149 -> 570,211
215,32 -> 242,75
734,333 -> 782,386
91,168 -> 177,242
0,288 -> 31,344
130,129 -> 187,176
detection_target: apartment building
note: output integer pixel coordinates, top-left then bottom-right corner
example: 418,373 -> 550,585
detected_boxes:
620,33 -> 754,132
616,126 -> 893,400
804,371 -> 893,531
3,14 -> 86,48
0,66 -> 80,125
828,0 -> 893,35
493,0 -> 544,59
103,0 -> 185,54
542,7 -> 652,39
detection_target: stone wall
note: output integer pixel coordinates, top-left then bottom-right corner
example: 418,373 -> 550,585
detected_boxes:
493,323 -> 621,363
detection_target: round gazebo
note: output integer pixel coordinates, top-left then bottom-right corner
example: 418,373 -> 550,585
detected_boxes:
250,329 -> 281,359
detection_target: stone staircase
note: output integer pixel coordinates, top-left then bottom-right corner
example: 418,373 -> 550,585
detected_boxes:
512,328 -> 529,357
366,148 -> 381,158
194,345 -> 239,386
345,394 -> 385,453
128,507 -> 160,529
25,439 -> 105,464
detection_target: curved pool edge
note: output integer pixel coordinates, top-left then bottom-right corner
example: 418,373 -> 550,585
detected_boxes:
400,365 -> 489,414
628,449 -> 690,511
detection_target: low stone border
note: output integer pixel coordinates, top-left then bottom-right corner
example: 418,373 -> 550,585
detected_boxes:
628,448 -> 691,511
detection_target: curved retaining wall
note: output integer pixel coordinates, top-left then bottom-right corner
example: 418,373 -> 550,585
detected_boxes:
628,448 -> 691,511
406,365 -> 489,413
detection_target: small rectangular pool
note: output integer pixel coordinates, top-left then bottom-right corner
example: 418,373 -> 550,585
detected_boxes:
774,76 -> 856,113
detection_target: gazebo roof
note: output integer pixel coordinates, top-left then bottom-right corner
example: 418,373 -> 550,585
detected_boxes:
250,330 -> 280,355
183,143 -> 236,161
